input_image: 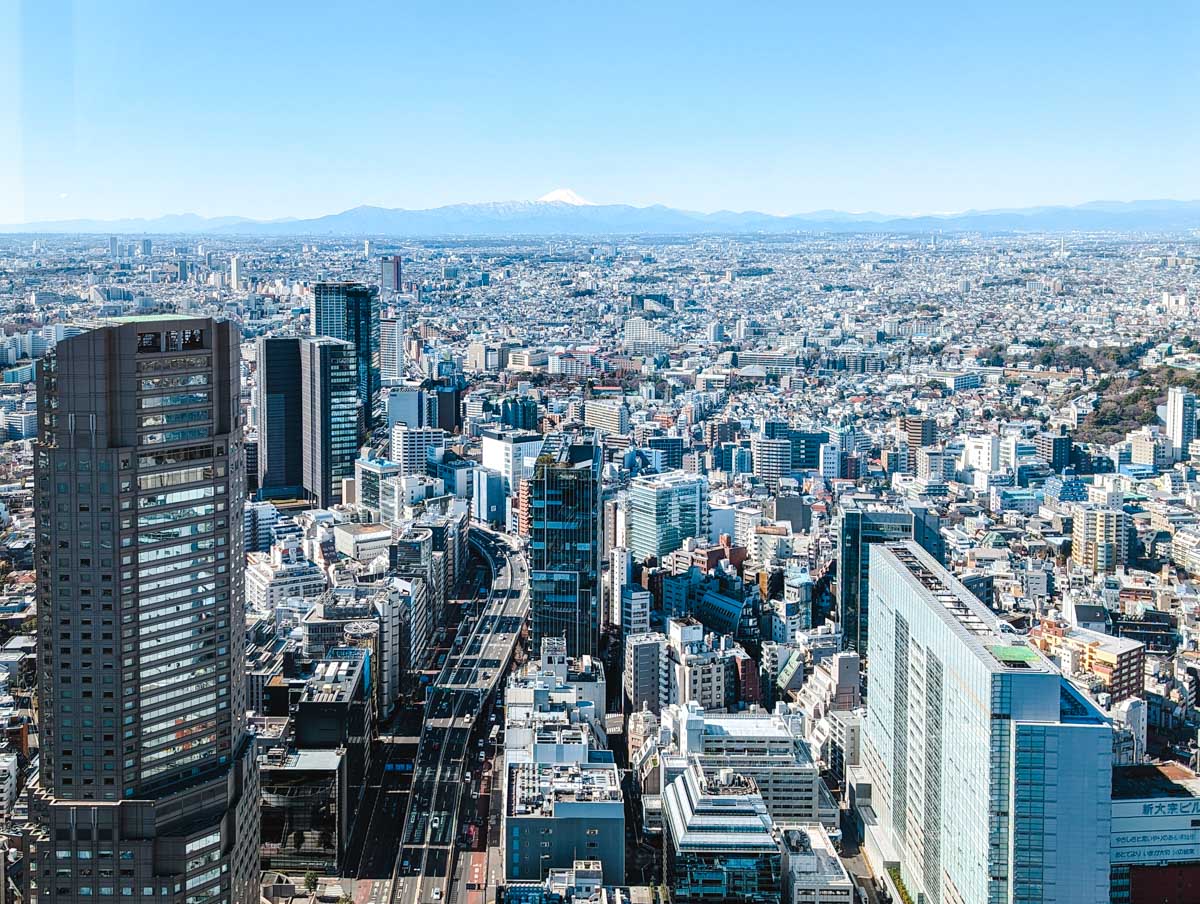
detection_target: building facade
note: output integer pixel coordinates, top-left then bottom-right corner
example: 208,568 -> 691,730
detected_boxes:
31,316 -> 259,904
858,541 -> 1112,904
301,337 -> 359,508
311,282 -> 380,432
529,431 -> 602,658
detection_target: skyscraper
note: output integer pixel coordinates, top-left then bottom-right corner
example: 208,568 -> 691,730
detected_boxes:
256,336 -> 358,507
301,337 -> 359,508
311,282 -> 380,432
379,316 -> 405,385
627,470 -> 710,562
1166,386 -> 1197,463
1034,429 -> 1072,473
529,430 -> 602,658
859,542 -> 1111,904
256,336 -> 304,499
380,255 -> 402,293
834,495 -> 944,654
32,316 -> 259,903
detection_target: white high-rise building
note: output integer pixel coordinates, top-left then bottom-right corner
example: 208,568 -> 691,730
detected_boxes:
1166,386 -> 1197,463
610,546 -> 633,628
857,541 -> 1112,904
623,316 -> 671,350
961,433 -> 1000,473
229,254 -> 241,290
752,433 -> 792,490
390,424 -> 447,477
621,584 -> 652,638
380,316 -> 406,384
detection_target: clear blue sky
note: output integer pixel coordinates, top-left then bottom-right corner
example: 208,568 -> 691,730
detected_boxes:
3,0 -> 1198,223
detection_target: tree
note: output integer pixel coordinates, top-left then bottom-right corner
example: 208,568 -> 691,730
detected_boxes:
304,871 -> 319,894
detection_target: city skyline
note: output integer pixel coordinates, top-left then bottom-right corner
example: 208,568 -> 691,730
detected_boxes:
4,3 -> 1200,902
5,1 -> 1199,223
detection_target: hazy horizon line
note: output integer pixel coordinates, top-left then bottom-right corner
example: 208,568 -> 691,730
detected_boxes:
7,194 -> 1200,228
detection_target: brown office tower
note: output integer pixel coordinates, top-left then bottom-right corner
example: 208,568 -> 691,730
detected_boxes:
30,316 -> 259,904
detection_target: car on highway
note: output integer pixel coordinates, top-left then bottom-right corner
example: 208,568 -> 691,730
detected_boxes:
431,816 -> 441,830
432,890 -> 442,901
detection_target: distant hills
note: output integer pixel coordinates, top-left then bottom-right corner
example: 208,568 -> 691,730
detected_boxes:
4,197 -> 1200,237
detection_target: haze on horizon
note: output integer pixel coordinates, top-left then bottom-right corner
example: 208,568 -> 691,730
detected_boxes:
2,0 -> 1198,225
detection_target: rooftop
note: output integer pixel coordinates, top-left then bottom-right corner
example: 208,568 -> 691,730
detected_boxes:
508,759 -> 622,817
301,655 -> 365,704
1112,763 -> 1200,801
880,541 -> 1055,674
260,748 -> 343,772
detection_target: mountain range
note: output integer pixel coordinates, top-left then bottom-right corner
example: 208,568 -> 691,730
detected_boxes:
4,196 -> 1200,236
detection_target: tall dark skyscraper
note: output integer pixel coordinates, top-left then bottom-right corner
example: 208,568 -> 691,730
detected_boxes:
301,337 -> 359,508
529,430 -> 602,658
32,316 -> 259,903
311,282 -> 380,433
255,336 -> 358,508
255,336 -> 304,499
834,496 -> 944,654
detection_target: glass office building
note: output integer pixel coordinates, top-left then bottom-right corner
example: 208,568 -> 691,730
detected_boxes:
528,430 -> 602,658
627,471 -> 710,562
860,541 -> 1112,904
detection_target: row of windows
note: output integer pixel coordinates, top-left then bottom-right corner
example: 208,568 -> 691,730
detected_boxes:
136,519 -> 216,547
138,551 -> 216,580
137,538 -> 216,564
139,373 -> 210,391
138,594 -> 218,627
138,567 -> 218,598
140,664 -> 219,698
139,426 -> 212,447
137,503 -> 216,528
138,463 -> 216,491
139,606 -> 218,639
136,354 -> 211,374
138,484 -> 215,509
137,408 -> 212,429
140,636 -> 218,668
141,693 -> 219,731
138,650 -> 218,682
137,443 -> 219,471
141,736 -> 220,781
142,714 -> 219,752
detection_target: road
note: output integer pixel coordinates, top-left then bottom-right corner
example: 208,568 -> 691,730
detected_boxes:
388,528 -> 529,904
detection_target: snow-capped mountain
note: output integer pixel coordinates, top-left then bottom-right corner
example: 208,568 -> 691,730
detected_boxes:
536,189 -> 595,206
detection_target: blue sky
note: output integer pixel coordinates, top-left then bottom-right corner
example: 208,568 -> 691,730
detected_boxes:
3,0 -> 1198,223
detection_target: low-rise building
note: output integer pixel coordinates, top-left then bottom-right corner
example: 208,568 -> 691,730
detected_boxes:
1030,616 -> 1145,701
1110,762 -> 1200,904
662,762 -> 782,903
780,825 -> 854,904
